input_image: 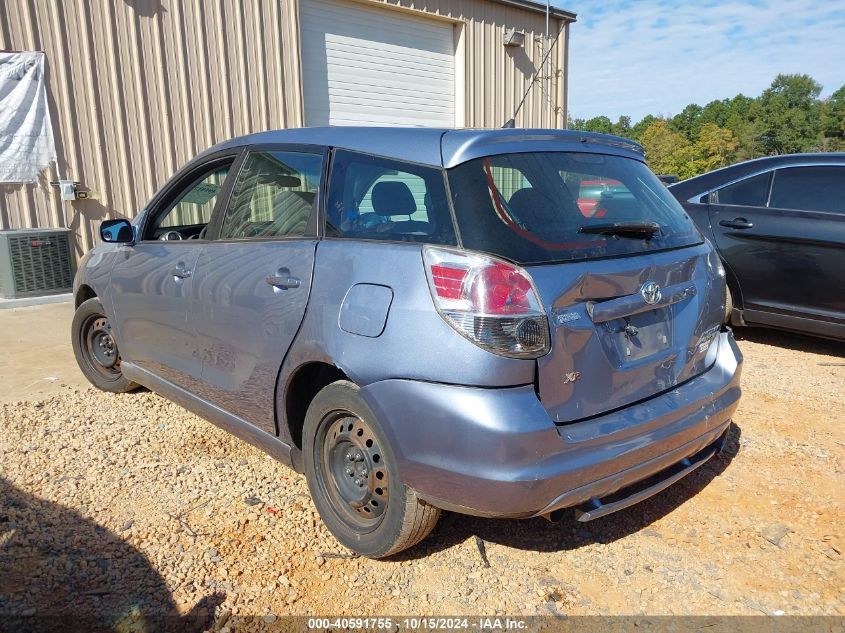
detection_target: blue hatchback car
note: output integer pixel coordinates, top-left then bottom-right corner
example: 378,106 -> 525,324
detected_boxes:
73,128 -> 742,557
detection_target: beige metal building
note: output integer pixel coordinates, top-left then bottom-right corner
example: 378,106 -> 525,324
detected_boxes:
0,0 -> 575,261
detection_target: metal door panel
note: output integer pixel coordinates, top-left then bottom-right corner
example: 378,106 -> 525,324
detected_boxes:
191,240 -> 317,434
109,243 -> 205,388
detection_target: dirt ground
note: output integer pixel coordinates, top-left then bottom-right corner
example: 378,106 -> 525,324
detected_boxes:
0,302 -> 87,404
0,302 -> 843,627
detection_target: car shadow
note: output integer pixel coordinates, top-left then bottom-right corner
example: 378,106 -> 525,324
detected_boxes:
398,422 -> 742,561
733,326 -> 844,356
0,476 -> 223,632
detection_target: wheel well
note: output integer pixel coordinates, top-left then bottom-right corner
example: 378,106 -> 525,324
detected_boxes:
726,275 -> 742,310
75,285 -> 96,308
284,362 -> 349,450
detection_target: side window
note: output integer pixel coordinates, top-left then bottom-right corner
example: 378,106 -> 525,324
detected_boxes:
358,172 -> 427,220
769,166 -> 845,214
712,171 -> 772,207
219,150 -> 323,240
147,164 -> 231,239
326,150 -> 457,245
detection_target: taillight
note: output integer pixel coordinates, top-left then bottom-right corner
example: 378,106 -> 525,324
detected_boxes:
423,247 -> 550,359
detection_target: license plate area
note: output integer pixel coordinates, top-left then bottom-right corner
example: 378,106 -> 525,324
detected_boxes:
602,308 -> 672,363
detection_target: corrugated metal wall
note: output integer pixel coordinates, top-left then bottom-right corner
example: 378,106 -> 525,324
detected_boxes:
0,0 -> 568,262
0,0 -> 304,259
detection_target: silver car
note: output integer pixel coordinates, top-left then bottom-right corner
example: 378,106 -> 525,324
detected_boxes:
73,128 -> 742,557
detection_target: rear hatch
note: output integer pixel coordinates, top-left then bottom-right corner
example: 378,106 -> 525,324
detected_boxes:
447,148 -> 726,423
525,244 -> 724,423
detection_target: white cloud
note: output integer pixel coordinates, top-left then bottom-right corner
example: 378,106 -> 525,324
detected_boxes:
563,0 -> 845,121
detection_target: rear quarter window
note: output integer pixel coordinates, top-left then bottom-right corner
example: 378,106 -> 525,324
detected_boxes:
326,150 -> 457,246
712,171 -> 772,207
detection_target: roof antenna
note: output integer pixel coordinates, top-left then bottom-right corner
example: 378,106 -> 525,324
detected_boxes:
502,19 -> 566,129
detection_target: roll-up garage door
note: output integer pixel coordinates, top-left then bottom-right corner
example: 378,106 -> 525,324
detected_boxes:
300,0 -> 456,127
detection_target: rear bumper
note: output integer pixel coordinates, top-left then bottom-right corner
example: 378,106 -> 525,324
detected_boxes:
359,332 -> 742,518
563,432 -> 726,522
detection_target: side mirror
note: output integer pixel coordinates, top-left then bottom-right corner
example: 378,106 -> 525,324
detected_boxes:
100,219 -> 134,243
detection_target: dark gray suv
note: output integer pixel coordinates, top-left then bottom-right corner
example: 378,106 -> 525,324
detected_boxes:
73,128 -> 742,557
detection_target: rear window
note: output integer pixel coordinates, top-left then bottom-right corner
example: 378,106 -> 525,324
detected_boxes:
447,152 -> 702,264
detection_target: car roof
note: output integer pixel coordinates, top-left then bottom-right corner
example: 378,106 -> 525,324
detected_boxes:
669,152 -> 845,198
200,127 -> 646,168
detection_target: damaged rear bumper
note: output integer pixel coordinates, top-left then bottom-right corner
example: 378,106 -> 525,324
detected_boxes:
359,332 -> 742,519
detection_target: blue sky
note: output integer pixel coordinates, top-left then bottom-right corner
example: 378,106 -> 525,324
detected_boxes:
559,0 -> 845,122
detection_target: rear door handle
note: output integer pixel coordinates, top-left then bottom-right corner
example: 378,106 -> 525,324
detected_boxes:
172,265 -> 192,279
719,218 -> 754,229
266,271 -> 300,289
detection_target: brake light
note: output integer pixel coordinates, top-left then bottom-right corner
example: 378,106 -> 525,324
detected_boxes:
431,264 -> 466,300
471,262 -> 534,314
423,247 -> 550,359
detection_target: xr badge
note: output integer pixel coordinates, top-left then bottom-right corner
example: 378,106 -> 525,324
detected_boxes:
563,371 -> 581,384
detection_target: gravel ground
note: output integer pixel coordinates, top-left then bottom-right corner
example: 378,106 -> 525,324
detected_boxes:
1,327 -> 843,628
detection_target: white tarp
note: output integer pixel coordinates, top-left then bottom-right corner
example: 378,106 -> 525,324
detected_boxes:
0,51 -> 57,183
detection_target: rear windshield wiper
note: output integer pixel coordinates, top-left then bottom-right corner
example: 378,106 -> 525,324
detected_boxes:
578,221 -> 661,239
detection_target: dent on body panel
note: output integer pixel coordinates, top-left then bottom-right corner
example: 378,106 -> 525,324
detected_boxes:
193,248 -> 280,376
282,240 -> 535,389
532,244 -> 722,423
190,241 -> 318,435
359,381 -> 559,478
193,244 -> 313,375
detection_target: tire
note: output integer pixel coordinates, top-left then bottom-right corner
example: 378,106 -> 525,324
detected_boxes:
725,284 -> 735,325
71,297 -> 137,393
303,380 -> 440,558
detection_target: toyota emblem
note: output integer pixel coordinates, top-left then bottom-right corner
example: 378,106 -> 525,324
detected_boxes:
640,281 -> 662,305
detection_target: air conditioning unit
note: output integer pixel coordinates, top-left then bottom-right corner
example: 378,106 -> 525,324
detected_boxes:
0,228 -> 74,299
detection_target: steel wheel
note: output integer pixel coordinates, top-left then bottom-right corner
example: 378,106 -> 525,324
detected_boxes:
79,313 -> 122,381
72,297 -> 137,393
303,381 -> 440,557
317,412 -> 389,530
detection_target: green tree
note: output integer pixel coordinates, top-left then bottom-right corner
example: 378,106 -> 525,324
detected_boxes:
640,121 -> 739,179
698,99 -> 732,132
582,115 -> 614,134
671,144 -> 704,180
569,116 -> 587,130
612,115 -> 632,138
669,104 -> 703,140
723,94 -> 763,160
758,74 -> 823,153
695,123 -> 740,172
569,73 -> 833,170
630,114 -> 657,141
639,119 -> 691,175
821,85 -> 845,150
724,94 -> 757,131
